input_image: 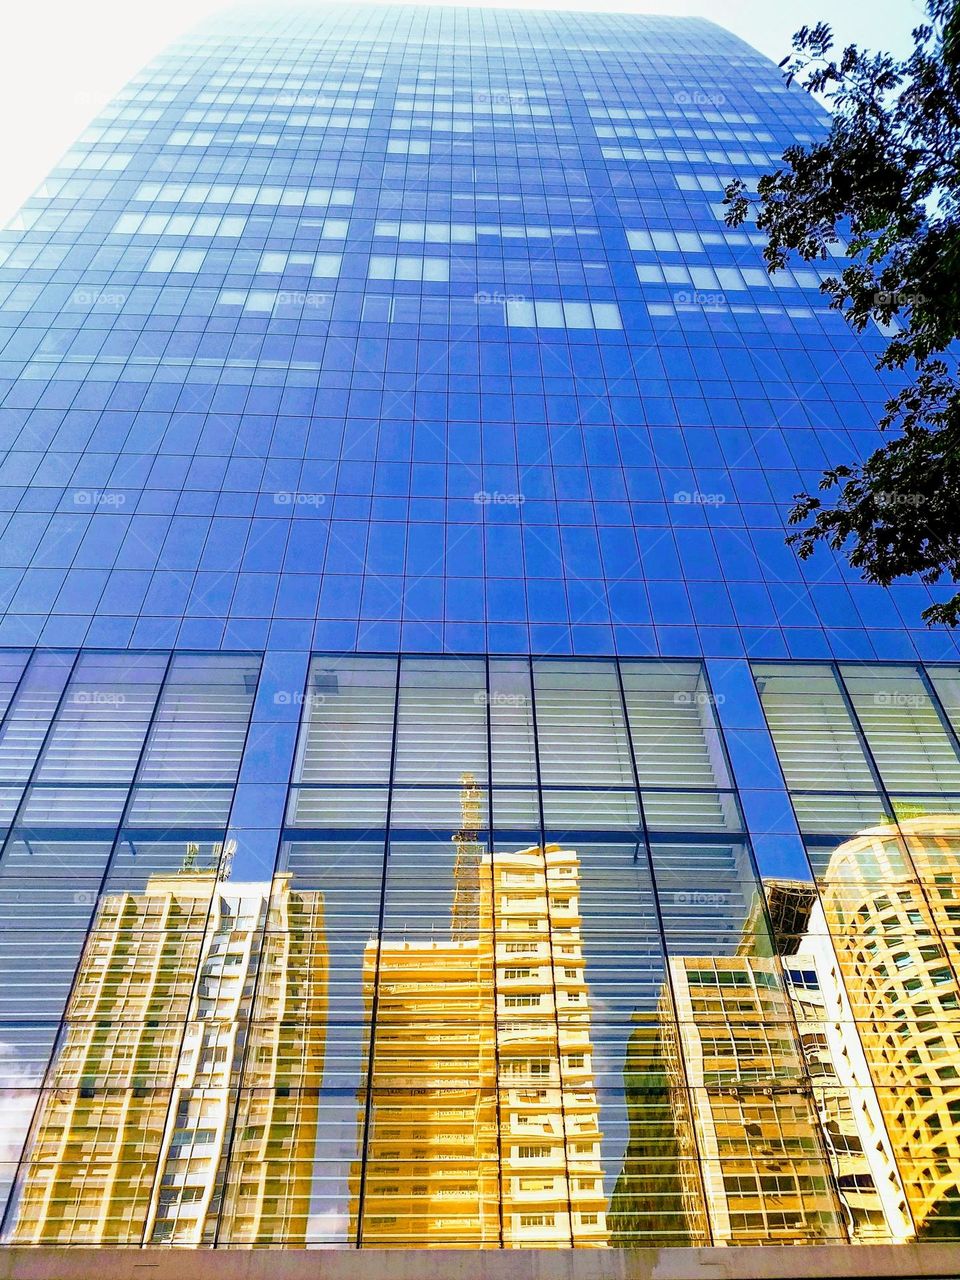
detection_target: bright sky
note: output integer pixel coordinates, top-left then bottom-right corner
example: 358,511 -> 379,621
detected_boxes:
0,0 -> 924,224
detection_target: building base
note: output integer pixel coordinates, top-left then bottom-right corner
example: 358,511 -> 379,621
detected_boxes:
2,1246 -> 960,1280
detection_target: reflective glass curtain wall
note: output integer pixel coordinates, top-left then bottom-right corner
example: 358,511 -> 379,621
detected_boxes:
1,2 -> 957,660
1,1 -> 960,1260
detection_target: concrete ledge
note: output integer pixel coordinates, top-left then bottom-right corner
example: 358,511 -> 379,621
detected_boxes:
3,1244 -> 960,1280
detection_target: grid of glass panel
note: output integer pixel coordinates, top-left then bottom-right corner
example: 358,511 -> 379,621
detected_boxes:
4,651 -> 960,1249
752,661 -> 960,1244
1,0 -> 960,1262
0,4 -> 957,662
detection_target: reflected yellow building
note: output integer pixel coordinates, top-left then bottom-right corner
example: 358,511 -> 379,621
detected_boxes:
649,813 -> 960,1249
11,866 -> 327,1246
667,951 -> 842,1245
820,814 -> 960,1239
354,774 -> 608,1247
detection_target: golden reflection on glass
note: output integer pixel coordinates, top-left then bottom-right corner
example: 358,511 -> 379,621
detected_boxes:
754,660 -> 960,1244
12,817 -> 958,1248
764,878 -> 913,1243
353,774 -> 608,1248
665,950 -> 841,1246
10,850 -> 327,1246
13,656 -> 960,1250
818,814 -> 960,1240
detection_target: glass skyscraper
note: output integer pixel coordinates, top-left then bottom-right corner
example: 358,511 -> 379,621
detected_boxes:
2,3 -> 960,1269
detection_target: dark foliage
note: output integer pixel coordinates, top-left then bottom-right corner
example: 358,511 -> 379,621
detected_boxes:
725,2 -> 960,624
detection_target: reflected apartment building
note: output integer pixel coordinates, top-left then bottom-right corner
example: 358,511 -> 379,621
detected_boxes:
621,816 -> 960,1248
666,950 -> 842,1245
817,816 -> 960,1239
765,879 -> 912,1243
10,863 -> 327,1245
355,776 -> 608,1246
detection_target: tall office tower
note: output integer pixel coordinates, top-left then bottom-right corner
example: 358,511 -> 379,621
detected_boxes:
9,868 -> 327,1245
3,3 -> 960,1274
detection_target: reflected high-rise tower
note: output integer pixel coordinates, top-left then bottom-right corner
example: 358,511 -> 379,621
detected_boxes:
610,948 -> 844,1248
354,777 -> 500,1247
606,837 -> 844,1248
10,867 -> 327,1245
666,950 -> 842,1246
764,879 -> 913,1243
818,816 -> 960,1239
353,781 -> 607,1247
495,844 -> 608,1247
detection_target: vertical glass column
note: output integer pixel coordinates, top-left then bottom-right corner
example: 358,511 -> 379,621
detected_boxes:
0,650 -> 77,1227
832,665 -> 960,1242
531,658 -> 647,1249
367,657 -> 494,1247
0,651 -> 169,1243
273,655 -> 397,1247
2,652 -> 260,1247
744,658 -> 960,1244
722,657 -> 914,1245
638,659 -> 841,1247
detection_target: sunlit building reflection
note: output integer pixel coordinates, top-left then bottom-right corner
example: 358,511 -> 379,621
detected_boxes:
764,879 -> 913,1242
11,859 -> 327,1246
667,950 -> 842,1245
817,815 -> 960,1239
353,774 -> 608,1247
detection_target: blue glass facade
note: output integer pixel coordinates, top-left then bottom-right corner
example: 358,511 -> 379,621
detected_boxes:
1,4 -> 960,1258
1,3 -> 955,663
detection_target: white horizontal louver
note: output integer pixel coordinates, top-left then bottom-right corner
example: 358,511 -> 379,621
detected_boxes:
791,793 -> 887,836
35,685 -> 159,784
541,788 -> 638,828
393,683 -> 487,785
757,669 -> 876,793
845,677 -> 960,794
490,789 -> 540,828
136,670 -> 257,787
642,790 -> 733,832
21,788 -> 130,825
622,674 -> 723,789
389,787 -> 489,828
0,652 -> 29,725
291,786 -> 388,827
126,788 -> 234,826
137,718 -> 249,784
0,659 -> 74,782
533,674 -> 633,785
0,836 -> 113,877
296,664 -> 396,785
928,670 -> 960,750
490,702 -> 537,786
